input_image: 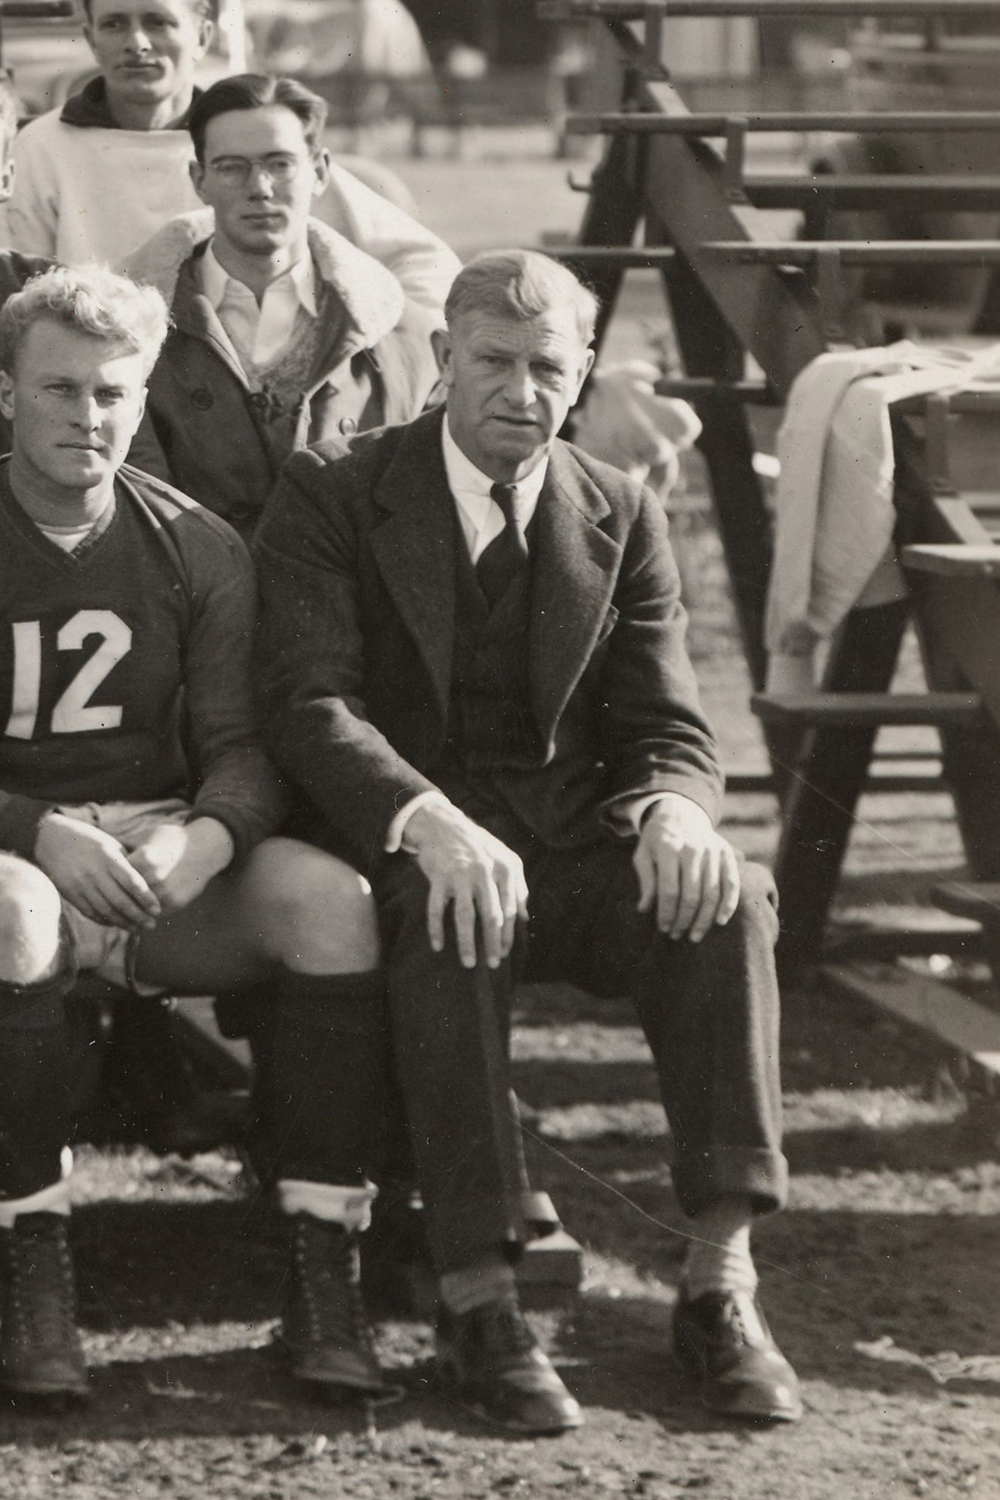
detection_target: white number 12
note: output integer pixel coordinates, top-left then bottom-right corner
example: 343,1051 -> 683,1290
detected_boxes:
5,609 -> 133,740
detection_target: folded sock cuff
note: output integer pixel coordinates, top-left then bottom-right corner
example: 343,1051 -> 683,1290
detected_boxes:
0,1176 -> 70,1228
277,1178 -> 378,1232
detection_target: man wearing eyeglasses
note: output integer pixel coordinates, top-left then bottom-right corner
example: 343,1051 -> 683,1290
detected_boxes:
123,72 -> 441,538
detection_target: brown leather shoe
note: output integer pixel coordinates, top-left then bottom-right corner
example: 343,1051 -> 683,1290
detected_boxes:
673,1289 -> 803,1423
435,1297 -> 583,1435
277,1213 -> 388,1395
0,1213 -> 89,1400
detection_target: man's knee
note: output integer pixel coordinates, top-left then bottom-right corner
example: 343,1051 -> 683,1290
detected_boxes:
732,861 -> 779,945
0,855 -> 65,986
249,838 -> 380,972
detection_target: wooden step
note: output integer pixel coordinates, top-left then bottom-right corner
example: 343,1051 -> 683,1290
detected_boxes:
653,377 -> 777,404
542,0 -> 1000,18
751,691 -> 983,728
904,543 -> 1000,579
704,240 -> 1000,267
823,962 -> 1000,1093
932,880 -> 1000,933
566,111 -> 1000,137
542,245 -> 675,268
744,176 -> 1000,212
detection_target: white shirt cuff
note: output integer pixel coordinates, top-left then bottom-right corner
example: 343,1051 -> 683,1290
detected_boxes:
384,790 -> 452,853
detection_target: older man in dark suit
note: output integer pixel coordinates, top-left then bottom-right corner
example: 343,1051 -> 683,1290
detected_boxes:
255,250 -> 801,1435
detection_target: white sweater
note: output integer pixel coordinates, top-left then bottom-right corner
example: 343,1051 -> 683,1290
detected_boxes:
3,109 -> 201,266
2,108 -> 460,313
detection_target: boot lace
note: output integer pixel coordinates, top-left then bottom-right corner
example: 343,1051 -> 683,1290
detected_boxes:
290,1215 -> 375,1356
4,1213 -> 78,1350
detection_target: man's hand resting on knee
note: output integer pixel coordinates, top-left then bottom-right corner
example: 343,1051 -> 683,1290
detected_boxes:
633,794 -> 741,943
404,802 -> 529,970
127,817 -> 235,915
35,812 -> 162,932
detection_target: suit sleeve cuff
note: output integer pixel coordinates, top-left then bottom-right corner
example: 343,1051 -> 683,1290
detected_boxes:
385,790 -> 452,853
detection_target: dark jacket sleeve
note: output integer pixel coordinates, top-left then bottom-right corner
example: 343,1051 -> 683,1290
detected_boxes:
181,519 -> 287,860
255,445 -> 437,858
0,790 -> 58,860
597,481 -> 724,828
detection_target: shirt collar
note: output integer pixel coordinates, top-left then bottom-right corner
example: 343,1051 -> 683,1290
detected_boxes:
199,242 -> 318,317
441,411 -> 548,519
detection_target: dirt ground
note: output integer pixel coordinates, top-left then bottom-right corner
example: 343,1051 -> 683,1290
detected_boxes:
1,139 -> 999,1500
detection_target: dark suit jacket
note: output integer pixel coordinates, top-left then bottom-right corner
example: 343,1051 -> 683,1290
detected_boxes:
254,407 -> 723,869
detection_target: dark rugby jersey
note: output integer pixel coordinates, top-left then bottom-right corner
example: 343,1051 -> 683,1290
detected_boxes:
0,461 -> 284,861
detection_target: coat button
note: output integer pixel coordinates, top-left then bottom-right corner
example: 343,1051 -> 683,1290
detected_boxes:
339,415 -> 358,436
248,391 -> 269,411
190,388 -> 213,410
229,502 -> 252,523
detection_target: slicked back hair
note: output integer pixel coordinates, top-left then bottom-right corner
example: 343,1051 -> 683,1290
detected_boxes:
444,250 -> 598,348
189,73 -> 328,165
0,265 -> 170,378
82,0 -> 215,21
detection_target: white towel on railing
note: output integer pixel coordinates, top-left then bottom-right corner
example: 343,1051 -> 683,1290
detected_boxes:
766,340 -> 1000,692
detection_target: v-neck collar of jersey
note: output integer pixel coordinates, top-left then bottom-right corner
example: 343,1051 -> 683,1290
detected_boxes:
0,461 -> 119,567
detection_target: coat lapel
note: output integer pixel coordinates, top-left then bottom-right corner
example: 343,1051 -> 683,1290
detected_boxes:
369,409 -> 457,722
530,442 -> 623,742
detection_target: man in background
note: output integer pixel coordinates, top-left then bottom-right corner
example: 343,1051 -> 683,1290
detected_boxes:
124,73 -> 441,537
2,0 -> 459,313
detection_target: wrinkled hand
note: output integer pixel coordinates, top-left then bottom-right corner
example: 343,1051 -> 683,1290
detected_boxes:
127,817 -> 235,915
633,794 -> 741,942
405,801 -> 529,969
35,812 -> 161,932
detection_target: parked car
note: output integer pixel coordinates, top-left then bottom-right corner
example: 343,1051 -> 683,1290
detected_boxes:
0,0 -> 248,118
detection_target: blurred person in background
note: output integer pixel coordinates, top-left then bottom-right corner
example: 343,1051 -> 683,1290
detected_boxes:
0,74 -> 56,454
124,73 -> 442,537
2,0 -> 459,314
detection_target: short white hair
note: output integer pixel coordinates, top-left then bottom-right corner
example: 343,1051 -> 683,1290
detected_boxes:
0,265 -> 170,377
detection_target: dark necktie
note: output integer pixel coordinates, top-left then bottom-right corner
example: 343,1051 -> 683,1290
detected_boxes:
475,482 -> 529,608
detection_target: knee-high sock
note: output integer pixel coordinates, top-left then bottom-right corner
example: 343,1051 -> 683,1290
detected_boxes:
249,970 -> 389,1190
0,971 -> 77,1202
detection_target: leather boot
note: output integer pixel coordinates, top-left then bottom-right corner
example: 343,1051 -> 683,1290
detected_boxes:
277,1212 -> 387,1394
0,1212 -> 88,1399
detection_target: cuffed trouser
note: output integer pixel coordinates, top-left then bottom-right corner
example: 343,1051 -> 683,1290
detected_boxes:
372,835 -> 787,1275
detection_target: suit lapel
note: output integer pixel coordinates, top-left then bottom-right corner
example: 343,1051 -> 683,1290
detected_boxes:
369,409 -> 457,721
530,442 -> 623,741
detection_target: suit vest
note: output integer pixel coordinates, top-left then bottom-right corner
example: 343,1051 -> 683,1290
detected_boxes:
428,523 -> 542,817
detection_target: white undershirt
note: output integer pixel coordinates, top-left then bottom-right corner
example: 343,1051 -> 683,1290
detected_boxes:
37,519 -> 98,552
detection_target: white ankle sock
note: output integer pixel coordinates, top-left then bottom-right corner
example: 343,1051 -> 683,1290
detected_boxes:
277,1179 -> 377,1233
681,1196 -> 758,1302
439,1255 -> 518,1315
0,1177 -> 70,1230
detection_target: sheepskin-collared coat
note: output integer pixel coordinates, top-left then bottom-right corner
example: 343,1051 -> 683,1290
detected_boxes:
124,211 -> 442,539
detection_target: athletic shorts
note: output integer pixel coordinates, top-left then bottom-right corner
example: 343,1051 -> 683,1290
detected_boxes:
53,798 -> 191,994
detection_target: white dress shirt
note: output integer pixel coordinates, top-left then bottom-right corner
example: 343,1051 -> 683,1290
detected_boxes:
198,243 -> 318,369
441,414 -> 545,564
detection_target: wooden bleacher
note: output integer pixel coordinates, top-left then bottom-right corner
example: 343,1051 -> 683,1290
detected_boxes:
540,0 -> 1000,1082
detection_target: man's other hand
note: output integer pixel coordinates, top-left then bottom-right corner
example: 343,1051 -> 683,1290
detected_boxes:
127,817 -> 235,915
405,802 -> 529,969
35,812 -> 161,932
633,794 -> 740,942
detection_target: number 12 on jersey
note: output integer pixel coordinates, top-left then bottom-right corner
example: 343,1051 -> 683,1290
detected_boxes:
5,610 -> 132,740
